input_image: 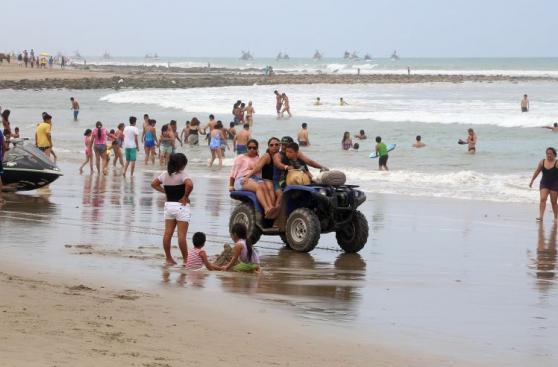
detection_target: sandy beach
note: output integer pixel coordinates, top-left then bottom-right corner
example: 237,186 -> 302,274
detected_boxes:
3,265 -> 450,367
0,61 -> 556,90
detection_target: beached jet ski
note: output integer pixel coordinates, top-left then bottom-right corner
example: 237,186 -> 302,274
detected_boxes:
1,139 -> 63,191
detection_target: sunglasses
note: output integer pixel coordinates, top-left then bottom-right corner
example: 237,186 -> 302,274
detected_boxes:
247,146 -> 258,150
269,143 -> 279,147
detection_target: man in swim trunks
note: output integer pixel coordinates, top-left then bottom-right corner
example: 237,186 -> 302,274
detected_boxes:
274,90 -> 282,119
234,123 -> 251,155
203,114 -> 217,145
466,128 -> 477,153
245,101 -> 255,127
70,97 -> 80,121
521,94 -> 529,112
297,123 -> 310,146
340,97 -> 348,106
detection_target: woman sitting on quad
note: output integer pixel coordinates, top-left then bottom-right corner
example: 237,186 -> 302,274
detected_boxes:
229,139 -> 277,218
244,137 -> 281,212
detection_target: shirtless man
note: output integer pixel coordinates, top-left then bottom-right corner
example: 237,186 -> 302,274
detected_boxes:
340,97 -> 348,106
354,130 -> 367,139
314,97 -> 322,106
169,120 -> 182,149
466,128 -> 477,154
233,123 -> 251,155
281,93 -> 292,118
412,135 -> 426,148
543,122 -> 558,132
297,123 -> 310,146
521,94 -> 529,112
245,101 -> 255,127
70,97 -> 80,121
203,114 -> 217,145
274,90 -> 283,119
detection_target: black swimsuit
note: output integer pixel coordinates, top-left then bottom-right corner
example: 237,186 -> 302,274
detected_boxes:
540,160 -> 558,191
262,152 -> 274,180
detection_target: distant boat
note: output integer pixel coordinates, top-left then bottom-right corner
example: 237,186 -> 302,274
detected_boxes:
343,51 -> 350,59
363,54 -> 372,61
313,50 -> 322,60
74,50 -> 82,59
102,51 -> 111,60
240,50 -> 254,60
276,52 -> 290,60
145,53 -> 159,60
390,50 -> 400,60
349,51 -> 360,60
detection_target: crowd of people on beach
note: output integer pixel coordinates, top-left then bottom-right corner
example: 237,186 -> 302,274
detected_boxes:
0,49 -> 69,69
0,89 -> 551,262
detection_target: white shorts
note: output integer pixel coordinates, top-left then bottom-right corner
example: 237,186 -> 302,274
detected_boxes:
164,202 -> 191,222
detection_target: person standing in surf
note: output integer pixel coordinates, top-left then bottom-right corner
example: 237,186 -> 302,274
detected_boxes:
521,94 -> 530,112
530,148 -> 558,222
274,90 -> 283,119
151,153 -> 193,266
70,97 -> 80,121
122,116 -> 140,177
375,136 -> 389,171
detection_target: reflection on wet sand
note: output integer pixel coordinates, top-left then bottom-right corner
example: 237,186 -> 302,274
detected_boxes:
161,267 -> 209,288
534,223 -> 557,293
219,249 -> 367,321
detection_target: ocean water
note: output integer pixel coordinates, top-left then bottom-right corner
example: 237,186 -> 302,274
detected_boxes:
3,79 -> 558,204
80,56 -> 558,77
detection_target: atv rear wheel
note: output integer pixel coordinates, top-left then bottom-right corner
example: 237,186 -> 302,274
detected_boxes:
279,234 -> 292,249
335,210 -> 368,253
229,202 -> 262,245
285,208 -> 320,252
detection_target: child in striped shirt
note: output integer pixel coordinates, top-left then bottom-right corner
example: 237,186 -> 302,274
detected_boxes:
185,232 -> 222,271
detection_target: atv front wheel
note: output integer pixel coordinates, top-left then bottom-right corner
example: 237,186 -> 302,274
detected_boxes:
335,210 -> 368,253
229,202 -> 262,244
285,208 -> 321,252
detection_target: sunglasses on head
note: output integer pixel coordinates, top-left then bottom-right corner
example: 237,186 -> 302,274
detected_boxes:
247,146 -> 258,150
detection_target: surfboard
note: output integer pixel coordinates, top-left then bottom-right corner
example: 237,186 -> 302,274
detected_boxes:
369,143 -> 396,158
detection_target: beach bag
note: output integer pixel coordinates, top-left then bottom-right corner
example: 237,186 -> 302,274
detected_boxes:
286,170 -> 311,185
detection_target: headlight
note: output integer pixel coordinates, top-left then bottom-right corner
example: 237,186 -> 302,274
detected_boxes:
318,188 -> 329,196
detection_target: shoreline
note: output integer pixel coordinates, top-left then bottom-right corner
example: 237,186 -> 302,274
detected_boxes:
1,62 -> 557,90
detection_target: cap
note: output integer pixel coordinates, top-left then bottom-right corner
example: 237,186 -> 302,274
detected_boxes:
281,136 -> 294,144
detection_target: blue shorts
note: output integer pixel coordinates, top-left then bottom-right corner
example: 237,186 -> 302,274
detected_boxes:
73,110 -> 79,120
236,144 -> 247,155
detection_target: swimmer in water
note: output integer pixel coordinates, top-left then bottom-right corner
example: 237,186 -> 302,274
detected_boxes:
543,123 -> 558,132
314,97 -> 322,106
413,135 -> 426,148
340,97 -> 348,106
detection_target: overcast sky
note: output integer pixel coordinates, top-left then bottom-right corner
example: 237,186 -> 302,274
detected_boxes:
2,0 -> 556,57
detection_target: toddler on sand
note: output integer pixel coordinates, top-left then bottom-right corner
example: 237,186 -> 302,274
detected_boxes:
185,232 -> 222,271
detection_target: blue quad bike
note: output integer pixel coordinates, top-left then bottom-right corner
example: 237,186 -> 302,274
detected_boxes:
229,184 -> 369,253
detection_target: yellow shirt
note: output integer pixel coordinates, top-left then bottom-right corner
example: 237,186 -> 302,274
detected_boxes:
36,122 -> 51,148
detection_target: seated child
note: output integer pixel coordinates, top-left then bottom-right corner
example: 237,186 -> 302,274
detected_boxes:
185,232 -> 222,271
222,223 -> 260,273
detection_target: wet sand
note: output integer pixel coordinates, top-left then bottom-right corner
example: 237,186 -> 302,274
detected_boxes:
1,159 -> 557,366
0,62 -> 556,90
